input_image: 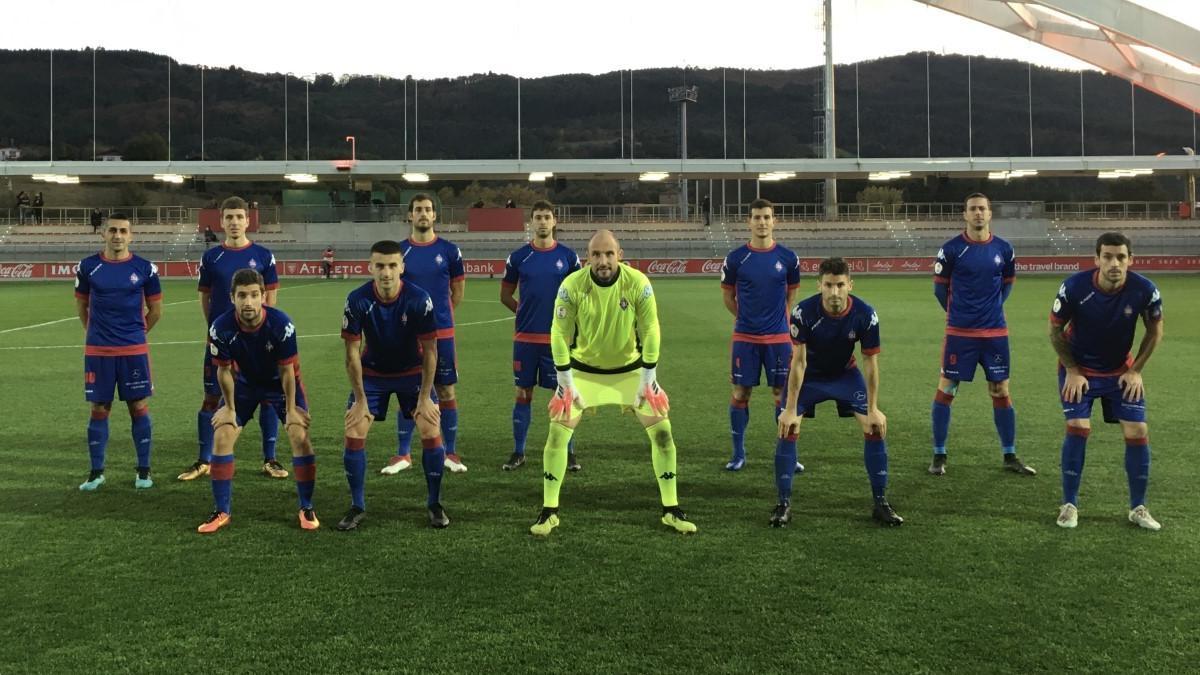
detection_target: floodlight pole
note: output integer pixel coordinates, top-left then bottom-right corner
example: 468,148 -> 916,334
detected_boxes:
822,0 -> 838,220
669,83 -> 698,221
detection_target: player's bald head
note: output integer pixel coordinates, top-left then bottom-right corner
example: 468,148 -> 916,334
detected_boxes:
588,229 -> 620,254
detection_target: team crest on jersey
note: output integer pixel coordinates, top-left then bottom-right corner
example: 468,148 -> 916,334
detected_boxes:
558,287 -> 571,303
400,312 -> 408,325
249,259 -> 258,269
129,272 -> 140,284
556,259 -> 564,270
993,254 -> 1003,266
1124,305 -> 1133,317
848,330 -> 856,340
435,254 -> 445,266
619,297 -> 629,311
775,261 -> 783,273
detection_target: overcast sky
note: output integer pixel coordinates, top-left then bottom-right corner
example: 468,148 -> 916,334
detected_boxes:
10,0 -> 1198,78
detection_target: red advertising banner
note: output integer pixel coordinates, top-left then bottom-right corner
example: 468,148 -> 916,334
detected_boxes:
4,256 -> 1200,281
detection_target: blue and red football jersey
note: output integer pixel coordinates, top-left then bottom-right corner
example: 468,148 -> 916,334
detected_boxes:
342,280 -> 436,377
502,242 -> 581,344
400,236 -> 464,336
933,232 -> 1015,336
75,253 -> 162,356
721,243 -> 800,342
209,305 -> 299,390
198,242 -> 279,325
1050,269 -> 1162,375
789,293 -> 880,379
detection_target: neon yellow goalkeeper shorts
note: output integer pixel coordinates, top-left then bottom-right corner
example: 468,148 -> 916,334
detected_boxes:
566,370 -> 660,420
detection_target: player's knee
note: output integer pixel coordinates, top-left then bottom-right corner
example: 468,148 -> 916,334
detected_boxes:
127,399 -> 148,415
285,422 -> 308,446
90,401 -> 112,413
1066,419 -> 1091,431
988,381 -> 1010,397
435,384 -> 455,400
731,386 -> 751,402
515,387 -> 533,403
937,380 -> 959,397
1123,422 -> 1148,440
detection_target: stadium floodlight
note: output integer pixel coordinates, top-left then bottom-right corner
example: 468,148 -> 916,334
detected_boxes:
639,172 -> 670,182
528,172 -> 554,182
759,171 -> 796,181
868,171 -> 911,181
403,173 -> 430,183
1098,168 -> 1154,179
988,169 -> 1039,180
153,173 -> 186,184
32,173 -> 80,184
284,173 -> 319,183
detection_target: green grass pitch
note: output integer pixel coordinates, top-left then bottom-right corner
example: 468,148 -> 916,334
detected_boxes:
1,275 -> 1197,673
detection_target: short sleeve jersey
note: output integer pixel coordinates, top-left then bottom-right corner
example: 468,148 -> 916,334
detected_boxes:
933,233 -> 1015,334
721,243 -> 801,339
341,280 -> 437,376
789,294 -> 880,379
198,242 -> 279,325
551,264 -> 660,372
209,306 -> 299,389
1050,269 -> 1162,374
502,242 -> 581,343
400,236 -> 465,334
75,253 -> 162,355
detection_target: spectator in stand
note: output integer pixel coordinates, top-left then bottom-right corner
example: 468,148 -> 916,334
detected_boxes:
472,200 -> 485,209
702,194 -> 711,227
91,207 -> 104,233
15,191 -> 30,224
505,199 -> 516,208
322,247 -> 335,279
32,192 -> 44,224
204,226 -> 219,248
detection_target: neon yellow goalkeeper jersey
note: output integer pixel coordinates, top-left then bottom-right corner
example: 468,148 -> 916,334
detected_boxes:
551,263 -> 661,371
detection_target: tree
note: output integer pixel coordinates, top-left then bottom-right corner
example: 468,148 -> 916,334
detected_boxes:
123,133 -> 168,161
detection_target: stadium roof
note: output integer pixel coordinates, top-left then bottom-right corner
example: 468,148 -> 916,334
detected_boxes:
1,156 -> 1197,183
916,0 -> 1200,113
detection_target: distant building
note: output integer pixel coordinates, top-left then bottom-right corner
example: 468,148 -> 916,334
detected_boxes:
98,151 -> 122,162
0,147 -> 21,161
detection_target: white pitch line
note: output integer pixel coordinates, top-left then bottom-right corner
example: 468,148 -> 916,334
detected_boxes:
0,315 -> 512,351
0,280 -> 329,335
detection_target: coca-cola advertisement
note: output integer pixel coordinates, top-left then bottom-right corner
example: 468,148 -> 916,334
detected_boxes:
0,263 -> 35,279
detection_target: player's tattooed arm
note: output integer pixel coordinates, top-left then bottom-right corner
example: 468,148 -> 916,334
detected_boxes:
1050,318 -> 1088,403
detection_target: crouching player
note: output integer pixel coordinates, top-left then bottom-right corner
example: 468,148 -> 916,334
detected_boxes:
776,257 -> 902,527
530,229 -> 696,537
197,269 -> 319,533
339,241 -> 449,531
1050,233 -> 1164,530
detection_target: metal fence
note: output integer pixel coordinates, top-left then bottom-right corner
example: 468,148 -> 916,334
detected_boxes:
1,201 -> 1195,227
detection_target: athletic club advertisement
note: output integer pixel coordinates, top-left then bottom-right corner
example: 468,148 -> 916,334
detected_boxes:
4,255 -> 1200,280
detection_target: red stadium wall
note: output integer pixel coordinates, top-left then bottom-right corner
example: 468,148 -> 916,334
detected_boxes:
4,256 -> 1200,281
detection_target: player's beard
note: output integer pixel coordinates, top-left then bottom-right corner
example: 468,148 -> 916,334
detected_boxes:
413,219 -> 432,233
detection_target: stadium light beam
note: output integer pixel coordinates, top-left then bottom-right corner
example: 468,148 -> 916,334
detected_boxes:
868,171 -> 911,181
403,173 -> 430,183
758,171 -> 796,181
284,173 -> 319,183
528,172 -> 553,182
639,171 -> 670,182
153,173 -> 187,184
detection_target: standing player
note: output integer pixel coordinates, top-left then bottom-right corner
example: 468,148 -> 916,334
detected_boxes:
929,193 -> 1035,476
530,229 -> 696,537
197,269 -> 319,533
322,246 -> 335,279
775,258 -> 902,526
179,196 -> 286,482
75,213 -> 162,490
499,199 -> 581,471
721,198 -> 800,471
339,241 -> 450,530
382,194 -> 468,474
1050,233 -> 1164,530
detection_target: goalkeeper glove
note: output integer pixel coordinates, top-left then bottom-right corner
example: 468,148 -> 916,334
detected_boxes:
549,368 -> 584,420
634,366 -> 670,416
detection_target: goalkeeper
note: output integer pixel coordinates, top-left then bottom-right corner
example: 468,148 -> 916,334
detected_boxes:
530,229 -> 697,537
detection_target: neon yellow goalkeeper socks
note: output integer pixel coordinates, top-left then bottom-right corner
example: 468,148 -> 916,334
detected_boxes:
645,419 -> 679,507
542,422 -> 573,508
